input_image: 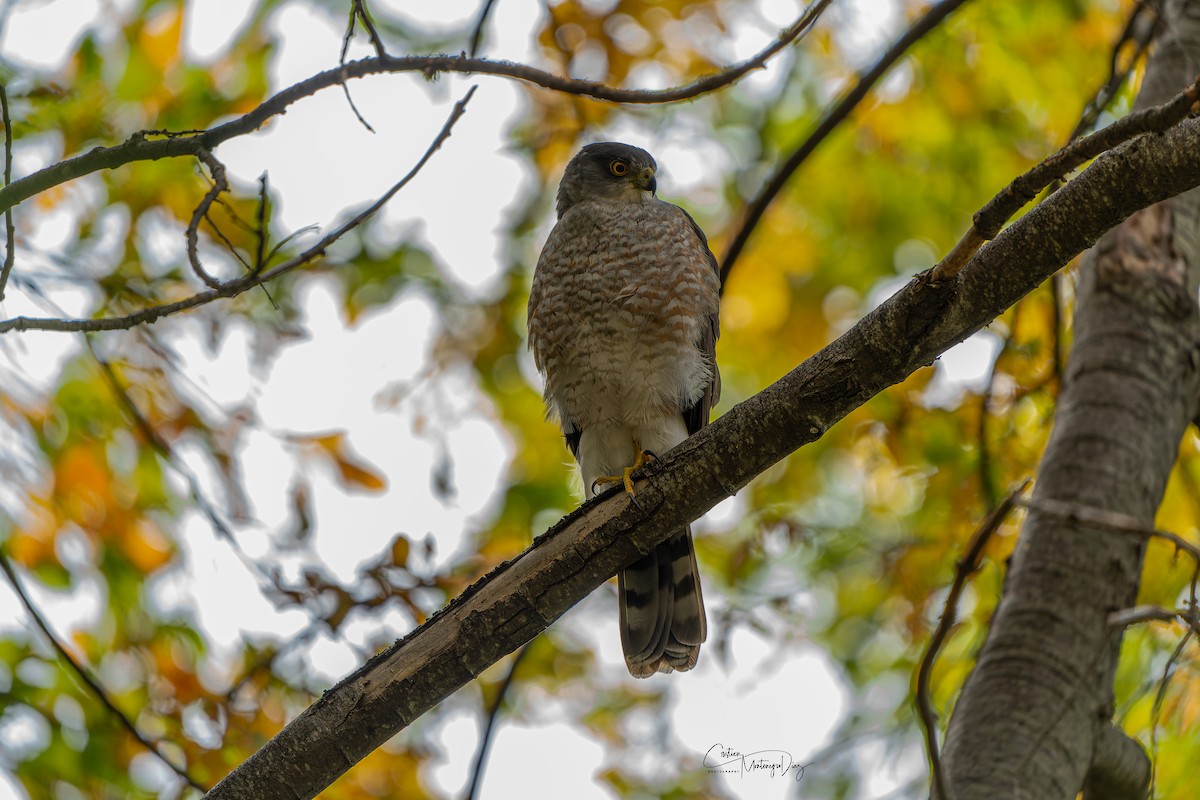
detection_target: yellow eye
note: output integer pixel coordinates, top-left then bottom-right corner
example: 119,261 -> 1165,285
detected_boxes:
609,160 -> 629,176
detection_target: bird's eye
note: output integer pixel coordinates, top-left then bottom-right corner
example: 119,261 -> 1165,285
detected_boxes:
609,160 -> 629,176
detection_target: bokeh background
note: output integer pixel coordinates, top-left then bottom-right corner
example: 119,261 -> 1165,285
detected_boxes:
1,0 -> 1198,797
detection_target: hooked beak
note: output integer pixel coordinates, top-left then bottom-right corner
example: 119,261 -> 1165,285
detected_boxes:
638,166 -> 657,194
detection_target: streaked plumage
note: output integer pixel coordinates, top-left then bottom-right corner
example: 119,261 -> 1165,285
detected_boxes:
527,142 -> 721,677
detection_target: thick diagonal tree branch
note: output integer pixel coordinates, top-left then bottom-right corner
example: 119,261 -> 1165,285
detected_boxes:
205,110 -> 1200,800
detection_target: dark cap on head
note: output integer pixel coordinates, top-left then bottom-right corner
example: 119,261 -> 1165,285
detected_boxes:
556,142 -> 658,218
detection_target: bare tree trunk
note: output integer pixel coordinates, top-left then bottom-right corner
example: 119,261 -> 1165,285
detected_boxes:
940,3 -> 1200,798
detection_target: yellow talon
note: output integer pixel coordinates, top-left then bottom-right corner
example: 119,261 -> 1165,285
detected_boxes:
592,444 -> 656,501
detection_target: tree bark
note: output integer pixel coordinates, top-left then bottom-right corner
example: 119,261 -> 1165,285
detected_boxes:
940,3 -> 1200,798
203,103 -> 1200,798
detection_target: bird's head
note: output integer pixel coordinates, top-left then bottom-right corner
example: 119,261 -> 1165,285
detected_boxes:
556,142 -> 657,218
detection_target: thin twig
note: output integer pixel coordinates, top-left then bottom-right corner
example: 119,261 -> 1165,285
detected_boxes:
203,207 -> 278,311
975,302 -> 1026,510
265,223 -> 320,264
0,82 -> 14,300
0,6 -> 825,217
468,0 -> 499,58
252,174 -> 278,307
719,0 -> 972,289
916,479 -> 1031,800
1050,272 -> 1066,384
203,212 -> 253,271
1108,604 -> 1200,638
1183,564 -> 1197,623
976,388 -> 998,509
203,192 -> 279,307
1108,605 -> 1179,627
464,641 -> 531,800
187,148 -> 231,288
0,550 -> 208,792
1016,496 -> 1200,565
87,338 -> 236,543
254,173 -> 269,273
338,0 -> 379,133
930,71 -> 1200,281
1,85 -> 479,334
353,0 -> 387,58
210,190 -> 258,234
1149,627 -> 1192,798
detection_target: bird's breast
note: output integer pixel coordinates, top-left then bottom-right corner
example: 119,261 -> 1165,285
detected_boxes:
529,201 -> 717,428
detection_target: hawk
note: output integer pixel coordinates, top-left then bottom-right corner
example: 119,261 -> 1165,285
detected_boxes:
527,142 -> 721,677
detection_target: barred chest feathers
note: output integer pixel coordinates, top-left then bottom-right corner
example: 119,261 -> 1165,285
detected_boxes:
529,196 -> 719,430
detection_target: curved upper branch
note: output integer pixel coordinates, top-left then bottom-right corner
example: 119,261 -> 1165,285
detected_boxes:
11,72 -> 1200,336
0,2 -> 828,217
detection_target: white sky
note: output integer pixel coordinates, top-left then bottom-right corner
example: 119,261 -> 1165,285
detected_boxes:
0,1 -> 948,798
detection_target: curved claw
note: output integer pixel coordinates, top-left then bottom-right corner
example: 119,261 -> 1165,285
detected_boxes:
592,442 -> 656,505
593,465 -> 639,499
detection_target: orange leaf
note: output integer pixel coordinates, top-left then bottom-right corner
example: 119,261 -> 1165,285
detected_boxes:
295,432 -> 388,494
334,458 -> 387,493
118,518 -> 173,574
8,531 -> 55,569
54,443 -> 114,528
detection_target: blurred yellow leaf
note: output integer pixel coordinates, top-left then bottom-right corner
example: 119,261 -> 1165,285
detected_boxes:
391,534 -> 410,567
140,6 -> 182,75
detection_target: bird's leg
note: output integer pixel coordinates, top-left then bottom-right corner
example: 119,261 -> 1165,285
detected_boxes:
591,438 -> 656,502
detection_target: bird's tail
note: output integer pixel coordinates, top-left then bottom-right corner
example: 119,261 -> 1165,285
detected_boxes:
618,527 -> 706,678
